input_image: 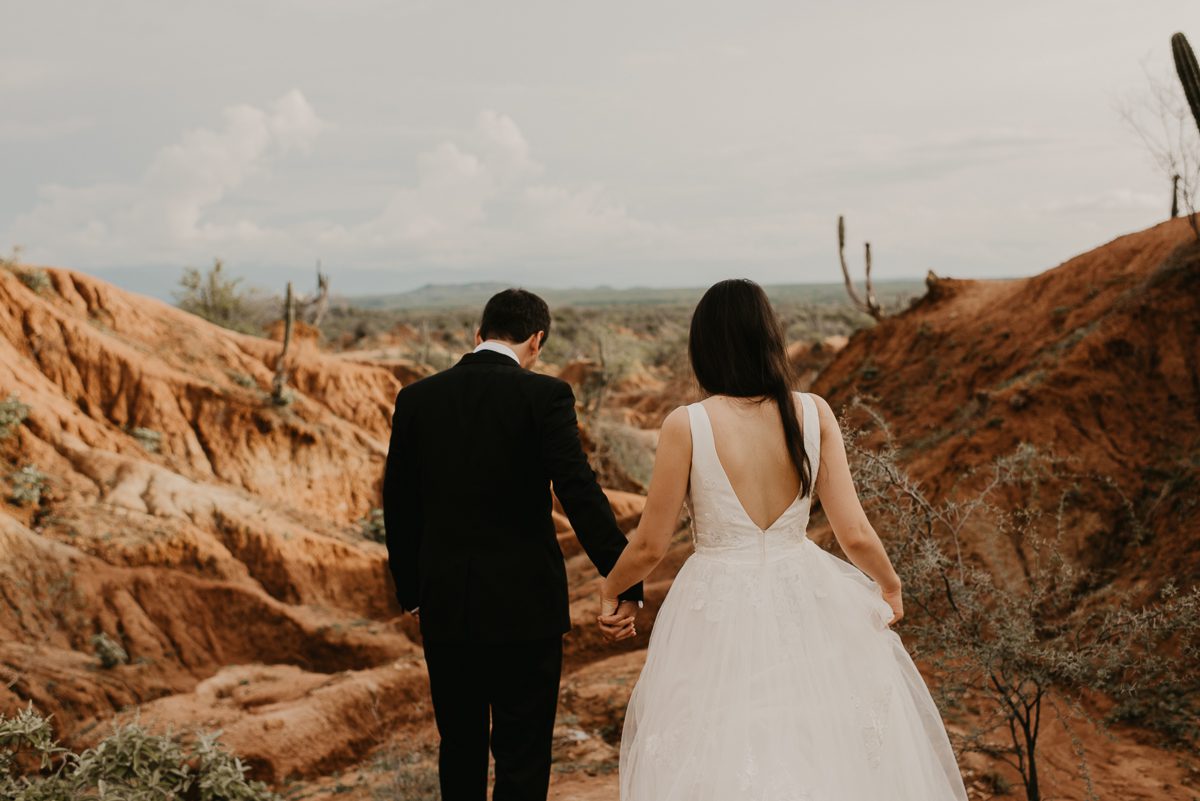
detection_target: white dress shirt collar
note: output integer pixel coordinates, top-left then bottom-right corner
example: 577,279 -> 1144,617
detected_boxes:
474,340 -> 520,365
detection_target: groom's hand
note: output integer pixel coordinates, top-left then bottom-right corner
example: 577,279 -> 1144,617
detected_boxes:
598,599 -> 638,642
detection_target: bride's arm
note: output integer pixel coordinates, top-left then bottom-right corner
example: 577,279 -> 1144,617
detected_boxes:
601,406 -> 692,601
811,394 -> 902,595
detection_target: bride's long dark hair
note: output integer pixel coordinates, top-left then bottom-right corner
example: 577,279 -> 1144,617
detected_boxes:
688,278 -> 813,500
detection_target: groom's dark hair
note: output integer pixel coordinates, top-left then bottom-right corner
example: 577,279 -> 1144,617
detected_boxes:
479,288 -> 552,347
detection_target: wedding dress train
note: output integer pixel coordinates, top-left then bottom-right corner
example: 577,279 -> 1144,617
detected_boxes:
618,392 -> 969,801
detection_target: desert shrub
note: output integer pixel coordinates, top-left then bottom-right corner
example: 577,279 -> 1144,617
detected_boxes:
174,259 -> 277,336
359,508 -> 386,543
90,632 -> 128,669
841,396 -> 1200,801
371,745 -> 440,801
174,258 -> 246,327
226,371 -> 258,389
16,269 -> 51,294
8,465 -> 48,507
0,395 -> 30,439
0,705 -> 278,801
269,387 -> 296,407
563,320 -> 643,418
591,420 -> 655,490
1,246 -> 52,294
128,426 -> 162,453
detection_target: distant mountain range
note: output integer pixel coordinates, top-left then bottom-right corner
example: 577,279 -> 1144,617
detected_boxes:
82,263 -> 927,310
344,279 -> 929,309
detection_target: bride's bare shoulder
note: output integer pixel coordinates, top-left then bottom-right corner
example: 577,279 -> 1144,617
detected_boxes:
661,405 -> 691,435
655,406 -> 691,447
804,392 -> 837,430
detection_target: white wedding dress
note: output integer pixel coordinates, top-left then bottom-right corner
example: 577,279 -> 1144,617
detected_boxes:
618,392 -> 969,801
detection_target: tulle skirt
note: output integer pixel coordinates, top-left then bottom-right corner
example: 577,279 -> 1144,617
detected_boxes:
619,538 -> 969,801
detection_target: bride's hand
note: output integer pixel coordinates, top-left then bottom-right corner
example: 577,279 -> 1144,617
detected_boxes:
597,594 -> 637,642
882,585 -> 904,626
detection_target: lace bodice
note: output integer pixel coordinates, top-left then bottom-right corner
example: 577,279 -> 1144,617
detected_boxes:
684,391 -> 820,564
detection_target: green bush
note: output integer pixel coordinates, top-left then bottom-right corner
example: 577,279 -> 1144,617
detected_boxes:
15,268 -> 51,294
0,395 -> 30,439
128,426 -> 162,454
591,420 -> 654,490
226,371 -> 258,389
8,465 -> 47,507
90,632 -> 128,669
1,248 -> 51,295
174,258 -> 277,336
371,745 -> 440,801
0,704 -> 278,801
359,508 -> 386,543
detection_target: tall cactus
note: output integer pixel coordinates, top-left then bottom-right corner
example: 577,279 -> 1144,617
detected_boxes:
1172,33 -> 1200,134
1171,33 -> 1200,237
271,281 -> 295,405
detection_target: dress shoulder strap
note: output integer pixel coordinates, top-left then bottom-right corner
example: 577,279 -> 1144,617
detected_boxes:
795,391 -> 821,486
685,401 -> 719,459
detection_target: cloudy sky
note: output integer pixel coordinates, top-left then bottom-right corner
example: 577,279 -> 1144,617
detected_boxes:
2,1 -> 1195,296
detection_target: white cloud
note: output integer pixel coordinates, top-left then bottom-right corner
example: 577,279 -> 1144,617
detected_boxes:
8,90 -> 325,262
7,101 -> 658,271
317,110 -> 657,263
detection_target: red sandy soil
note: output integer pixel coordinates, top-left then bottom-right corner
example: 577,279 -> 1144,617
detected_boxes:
815,217 -> 1200,596
1,217 -> 1197,800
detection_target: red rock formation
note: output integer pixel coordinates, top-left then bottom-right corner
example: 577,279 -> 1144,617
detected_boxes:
0,263 -> 649,788
814,218 -> 1200,594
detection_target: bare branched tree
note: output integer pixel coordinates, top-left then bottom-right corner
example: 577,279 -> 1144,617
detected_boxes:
295,261 -> 330,327
1118,60 -> 1200,237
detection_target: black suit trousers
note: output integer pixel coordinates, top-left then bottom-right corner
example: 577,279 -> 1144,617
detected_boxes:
423,635 -> 564,801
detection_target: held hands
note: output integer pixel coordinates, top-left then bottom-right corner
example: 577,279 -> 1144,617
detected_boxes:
597,594 -> 638,642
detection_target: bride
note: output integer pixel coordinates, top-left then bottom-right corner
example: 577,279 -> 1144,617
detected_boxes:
596,279 -> 969,800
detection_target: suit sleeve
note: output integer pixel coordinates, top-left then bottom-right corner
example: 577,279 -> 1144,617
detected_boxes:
383,388 -> 422,612
539,379 -> 643,604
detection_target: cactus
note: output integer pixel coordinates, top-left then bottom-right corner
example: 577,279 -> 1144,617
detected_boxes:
271,282 -> 295,406
1172,33 -> 1200,134
1171,33 -> 1200,236
837,215 -> 883,320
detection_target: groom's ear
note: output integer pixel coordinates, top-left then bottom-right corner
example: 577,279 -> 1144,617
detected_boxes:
474,327 -> 483,346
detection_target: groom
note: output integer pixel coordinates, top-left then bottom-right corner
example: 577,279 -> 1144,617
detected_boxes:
382,288 -> 643,801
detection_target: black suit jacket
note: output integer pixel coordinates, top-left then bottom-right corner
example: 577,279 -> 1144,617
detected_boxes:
383,349 -> 643,642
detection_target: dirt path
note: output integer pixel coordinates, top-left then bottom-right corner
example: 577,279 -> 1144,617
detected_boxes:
549,773 -> 619,801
